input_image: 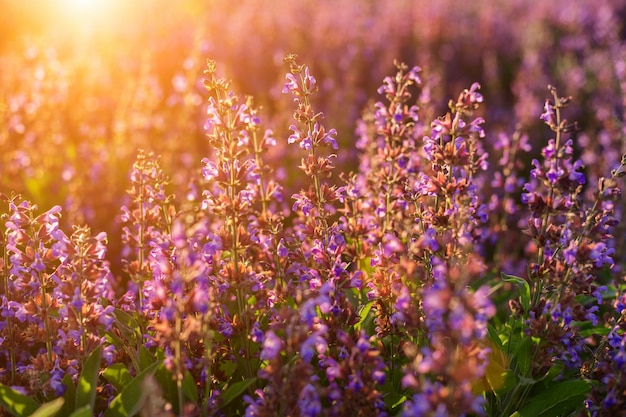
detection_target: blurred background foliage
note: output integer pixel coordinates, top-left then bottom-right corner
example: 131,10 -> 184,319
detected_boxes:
1,0 -> 625,275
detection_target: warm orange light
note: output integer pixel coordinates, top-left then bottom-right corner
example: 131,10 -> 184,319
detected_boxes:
59,0 -> 107,17
55,0 -> 117,28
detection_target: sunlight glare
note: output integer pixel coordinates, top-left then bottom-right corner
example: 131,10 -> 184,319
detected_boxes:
56,0 -> 114,26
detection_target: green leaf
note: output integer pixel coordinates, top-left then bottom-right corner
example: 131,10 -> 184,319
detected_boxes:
510,380 -> 590,417
0,383 -> 40,417
76,346 -> 102,410
355,300 -> 374,331
139,347 -> 155,371
579,326 -> 612,338
219,360 -> 237,379
512,336 -> 532,376
502,273 -> 531,312
154,362 -> 176,404
28,398 -> 64,417
182,371 -> 198,403
103,361 -> 161,417
472,339 -> 510,394
487,323 -> 504,349
383,392 -> 407,411
68,405 -> 92,417
221,378 -> 258,408
59,373 -> 76,417
103,364 -> 133,393
112,309 -> 142,342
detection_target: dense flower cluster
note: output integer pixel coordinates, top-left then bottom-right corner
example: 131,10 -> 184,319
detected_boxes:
1,10 -> 626,414
518,86 -> 622,373
0,197 -> 115,400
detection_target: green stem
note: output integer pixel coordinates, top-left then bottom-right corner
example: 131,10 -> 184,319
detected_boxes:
39,270 -> 53,364
252,129 -> 269,216
299,72 -> 326,230
2,238 -> 16,383
175,312 -> 184,416
137,174 -> 145,310
202,313 -> 213,417
532,89 -> 563,308
78,240 -> 88,359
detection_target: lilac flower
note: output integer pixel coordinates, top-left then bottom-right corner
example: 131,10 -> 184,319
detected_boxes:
292,193 -> 314,216
297,383 -> 322,417
201,159 -> 219,181
540,99 -> 556,126
300,326 -> 328,362
260,330 -> 283,361
377,76 -> 396,96
402,393 -> 433,417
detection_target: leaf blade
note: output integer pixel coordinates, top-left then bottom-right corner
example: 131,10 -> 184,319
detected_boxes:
75,346 -> 102,410
103,361 -> 161,417
102,363 -> 133,393
221,378 -> 258,408
501,273 -> 531,312
511,380 -> 590,417
29,398 -> 65,417
0,383 -> 40,417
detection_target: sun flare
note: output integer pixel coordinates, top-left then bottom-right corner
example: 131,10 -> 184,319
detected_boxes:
56,0 -> 115,26
61,0 -> 106,15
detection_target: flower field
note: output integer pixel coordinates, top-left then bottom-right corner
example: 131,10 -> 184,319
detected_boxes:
1,1 -> 626,416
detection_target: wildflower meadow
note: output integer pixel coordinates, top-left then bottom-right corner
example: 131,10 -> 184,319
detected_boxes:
1,1 -> 626,416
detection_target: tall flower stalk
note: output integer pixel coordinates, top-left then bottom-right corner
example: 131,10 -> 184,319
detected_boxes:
2,198 -> 65,396
201,60 -> 285,410
520,86 -> 616,372
121,149 -> 175,313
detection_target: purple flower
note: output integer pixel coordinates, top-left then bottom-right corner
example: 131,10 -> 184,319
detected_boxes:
287,124 -> 306,147
49,366 -> 67,396
540,99 -> 556,126
402,393 -> 432,416
6,301 -> 28,322
201,159 -> 219,181
297,383 -> 322,417
218,318 -> 235,338
615,294 -> 626,314
418,226 -> 440,252
292,193 -> 314,216
466,82 -> 483,104
377,76 -> 396,96
312,123 -> 338,150
263,129 -> 276,147
301,327 -> 328,362
603,389 -> 617,408
282,73 -> 299,94
282,67 -> 316,95
468,117 -> 485,138
202,234 -> 222,257
407,65 -> 422,83
250,322 -> 264,344
551,303 -> 562,322
300,290 -> 332,326
277,238 -> 289,258
260,330 -> 283,361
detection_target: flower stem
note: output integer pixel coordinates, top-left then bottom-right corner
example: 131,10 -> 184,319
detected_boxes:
2,238 -> 16,383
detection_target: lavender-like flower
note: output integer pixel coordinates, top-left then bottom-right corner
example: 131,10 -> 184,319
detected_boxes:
583,291 -> 626,416
145,216 -> 220,415
398,81 -> 495,415
52,226 -> 116,366
520,86 -> 624,374
120,150 -> 175,312
201,60 -> 289,411
2,199 -> 65,391
1,196 -> 113,397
